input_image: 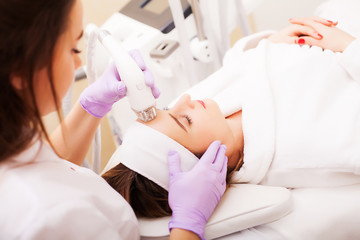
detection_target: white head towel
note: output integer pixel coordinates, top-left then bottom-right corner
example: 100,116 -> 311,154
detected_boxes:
103,121 -> 199,191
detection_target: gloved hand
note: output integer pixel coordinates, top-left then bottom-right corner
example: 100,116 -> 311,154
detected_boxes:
79,49 -> 160,118
167,141 -> 228,240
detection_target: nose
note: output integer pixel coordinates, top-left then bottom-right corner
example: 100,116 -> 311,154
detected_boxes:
173,94 -> 195,111
74,54 -> 82,69
180,94 -> 195,108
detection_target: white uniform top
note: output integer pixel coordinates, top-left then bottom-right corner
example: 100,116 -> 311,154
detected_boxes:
0,140 -> 139,240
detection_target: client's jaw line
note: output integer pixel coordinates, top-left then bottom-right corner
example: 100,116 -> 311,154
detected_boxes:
225,110 -> 244,171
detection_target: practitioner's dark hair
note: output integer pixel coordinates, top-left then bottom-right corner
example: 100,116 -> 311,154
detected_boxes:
0,0 -> 75,161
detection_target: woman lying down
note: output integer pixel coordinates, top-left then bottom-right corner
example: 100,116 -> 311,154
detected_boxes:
102,17 -> 360,218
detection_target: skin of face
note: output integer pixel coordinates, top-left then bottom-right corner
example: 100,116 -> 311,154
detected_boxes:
33,0 -> 83,116
142,94 -> 244,170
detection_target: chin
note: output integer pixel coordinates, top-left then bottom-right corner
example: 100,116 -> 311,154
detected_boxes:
227,152 -> 241,172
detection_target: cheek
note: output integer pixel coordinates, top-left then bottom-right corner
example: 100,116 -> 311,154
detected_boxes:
197,119 -> 234,153
183,138 -> 209,156
227,156 -> 239,171
52,52 -> 75,100
33,69 -> 52,104
184,122 -> 225,154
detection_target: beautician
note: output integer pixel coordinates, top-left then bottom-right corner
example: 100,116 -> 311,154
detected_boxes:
0,0 -> 227,239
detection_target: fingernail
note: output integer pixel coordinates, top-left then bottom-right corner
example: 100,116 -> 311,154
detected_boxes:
298,38 -> 305,45
327,20 -> 333,24
318,33 -> 323,39
213,140 -> 221,145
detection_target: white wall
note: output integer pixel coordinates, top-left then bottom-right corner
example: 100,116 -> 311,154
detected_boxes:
252,0 -> 328,32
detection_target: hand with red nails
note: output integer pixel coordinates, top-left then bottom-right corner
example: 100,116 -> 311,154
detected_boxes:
289,16 -> 355,52
290,16 -> 338,28
79,49 -> 160,118
167,140 -> 228,240
267,23 -> 323,45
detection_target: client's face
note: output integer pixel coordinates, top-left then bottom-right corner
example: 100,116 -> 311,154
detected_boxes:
141,94 -> 237,161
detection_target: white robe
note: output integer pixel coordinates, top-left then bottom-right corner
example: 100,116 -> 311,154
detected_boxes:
185,31 -> 360,188
0,141 -> 139,239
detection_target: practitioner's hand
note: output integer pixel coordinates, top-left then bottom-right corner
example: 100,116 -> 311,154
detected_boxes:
268,23 -> 323,44
167,141 -> 228,240
289,17 -> 355,52
79,49 -> 160,118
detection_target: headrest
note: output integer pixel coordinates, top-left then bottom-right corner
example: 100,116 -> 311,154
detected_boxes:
102,121 -> 199,190
138,184 -> 292,239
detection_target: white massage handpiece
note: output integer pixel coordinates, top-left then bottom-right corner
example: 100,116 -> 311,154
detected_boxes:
98,30 -> 157,122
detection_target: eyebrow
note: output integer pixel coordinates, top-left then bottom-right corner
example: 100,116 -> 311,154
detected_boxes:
77,30 -> 84,40
168,113 -> 187,133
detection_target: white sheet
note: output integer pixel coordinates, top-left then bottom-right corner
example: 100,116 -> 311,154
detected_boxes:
138,184 -> 292,240
217,184 -> 360,240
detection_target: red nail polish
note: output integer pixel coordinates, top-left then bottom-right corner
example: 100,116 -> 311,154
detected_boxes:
327,20 -> 333,24
318,33 -> 323,39
298,38 -> 305,44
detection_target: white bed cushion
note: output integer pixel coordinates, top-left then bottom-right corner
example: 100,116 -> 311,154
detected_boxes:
138,184 -> 291,240
219,184 -> 360,240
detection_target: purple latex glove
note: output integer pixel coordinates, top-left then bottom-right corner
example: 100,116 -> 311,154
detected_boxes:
167,141 -> 228,240
79,49 -> 160,118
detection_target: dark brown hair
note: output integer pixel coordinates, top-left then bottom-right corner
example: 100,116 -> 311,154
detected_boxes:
102,156 -> 242,218
102,163 -> 172,217
0,0 -> 75,161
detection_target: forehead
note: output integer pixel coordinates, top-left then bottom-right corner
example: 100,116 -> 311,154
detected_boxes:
68,0 -> 83,35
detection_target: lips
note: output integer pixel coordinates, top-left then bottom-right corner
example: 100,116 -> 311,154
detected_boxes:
196,100 -> 206,109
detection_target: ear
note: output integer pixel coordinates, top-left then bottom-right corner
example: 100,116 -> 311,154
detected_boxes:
10,74 -> 26,90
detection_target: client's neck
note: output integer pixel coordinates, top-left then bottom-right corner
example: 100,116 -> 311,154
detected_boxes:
226,110 -> 244,170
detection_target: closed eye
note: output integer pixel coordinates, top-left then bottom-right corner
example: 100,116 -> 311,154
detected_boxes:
72,48 -> 82,54
181,114 -> 192,125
